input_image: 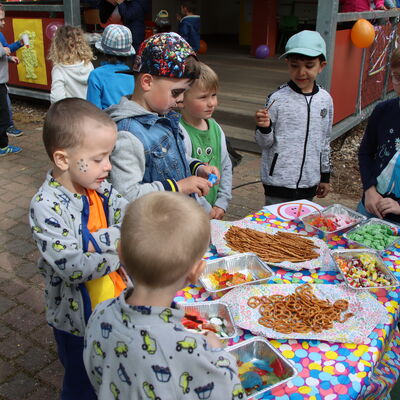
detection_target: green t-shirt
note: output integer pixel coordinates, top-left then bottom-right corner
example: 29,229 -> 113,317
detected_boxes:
180,118 -> 222,206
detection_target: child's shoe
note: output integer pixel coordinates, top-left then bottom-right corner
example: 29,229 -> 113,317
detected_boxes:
0,144 -> 22,156
6,126 -> 24,137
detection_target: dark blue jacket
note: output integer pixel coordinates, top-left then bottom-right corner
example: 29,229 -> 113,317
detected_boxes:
178,15 -> 200,52
99,0 -> 150,51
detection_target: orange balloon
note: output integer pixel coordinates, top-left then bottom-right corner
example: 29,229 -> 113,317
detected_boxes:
198,39 -> 208,54
351,19 -> 375,48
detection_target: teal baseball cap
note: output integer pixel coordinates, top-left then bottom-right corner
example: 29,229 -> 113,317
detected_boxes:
281,30 -> 326,60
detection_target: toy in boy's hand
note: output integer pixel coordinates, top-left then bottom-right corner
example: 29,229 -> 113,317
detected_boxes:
208,173 -> 218,185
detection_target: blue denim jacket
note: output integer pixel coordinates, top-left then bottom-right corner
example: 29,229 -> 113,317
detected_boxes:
117,111 -> 192,186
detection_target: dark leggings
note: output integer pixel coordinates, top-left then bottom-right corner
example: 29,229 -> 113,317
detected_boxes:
0,83 -> 9,148
53,328 -> 97,400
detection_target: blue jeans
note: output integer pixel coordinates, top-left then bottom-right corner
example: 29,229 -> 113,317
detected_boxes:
53,328 -> 97,400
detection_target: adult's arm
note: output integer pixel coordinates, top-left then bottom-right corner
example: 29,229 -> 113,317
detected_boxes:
98,0 -> 116,23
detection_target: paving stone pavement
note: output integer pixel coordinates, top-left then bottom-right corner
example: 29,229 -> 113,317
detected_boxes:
0,117 -> 358,399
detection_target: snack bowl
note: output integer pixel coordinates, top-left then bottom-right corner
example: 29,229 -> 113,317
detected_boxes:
226,337 -> 298,398
177,300 -> 237,339
300,203 -> 366,241
199,253 -> 275,299
331,248 -> 400,290
343,218 -> 400,252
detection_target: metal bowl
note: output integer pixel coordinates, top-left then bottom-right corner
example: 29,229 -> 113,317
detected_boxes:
331,248 -> 400,290
199,253 -> 275,299
343,218 -> 400,252
227,337 -> 298,398
177,300 -> 237,339
300,203 -> 366,241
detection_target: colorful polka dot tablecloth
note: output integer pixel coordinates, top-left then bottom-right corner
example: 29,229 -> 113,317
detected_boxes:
174,210 -> 400,400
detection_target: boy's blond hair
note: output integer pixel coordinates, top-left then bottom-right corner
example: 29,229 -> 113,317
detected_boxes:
192,62 -> 219,92
48,25 -> 93,65
391,48 -> 400,69
121,192 -> 210,288
43,98 -> 115,161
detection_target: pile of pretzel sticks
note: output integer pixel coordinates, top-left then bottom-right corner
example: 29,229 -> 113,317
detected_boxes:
247,284 -> 354,334
224,225 -> 319,263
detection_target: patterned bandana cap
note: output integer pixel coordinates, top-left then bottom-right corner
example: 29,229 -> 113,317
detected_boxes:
133,32 -> 196,78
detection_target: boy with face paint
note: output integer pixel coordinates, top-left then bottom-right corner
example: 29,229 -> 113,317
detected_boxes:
29,98 -> 129,400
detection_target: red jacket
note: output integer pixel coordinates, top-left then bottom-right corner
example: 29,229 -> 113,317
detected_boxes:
339,0 -> 384,12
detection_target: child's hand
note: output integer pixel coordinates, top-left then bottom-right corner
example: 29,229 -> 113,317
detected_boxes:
204,331 -> 224,349
365,186 -> 383,218
316,182 -> 330,198
177,176 -> 210,196
255,108 -> 271,128
376,197 -> 400,217
8,56 -> 19,64
4,47 -> 11,56
197,165 -> 220,183
87,241 -> 96,253
210,206 -> 225,220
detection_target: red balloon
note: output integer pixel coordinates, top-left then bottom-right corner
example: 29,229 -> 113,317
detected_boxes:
198,40 -> 207,54
351,19 -> 375,48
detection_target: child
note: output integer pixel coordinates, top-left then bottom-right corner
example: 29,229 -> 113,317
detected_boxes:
339,0 -> 386,11
357,48 -> 400,224
0,4 -> 21,156
48,25 -> 94,103
180,62 -> 232,219
0,16 -> 24,137
29,98 -> 129,399
87,24 -> 135,110
177,0 -> 201,52
107,32 -> 218,213
255,30 -> 333,206
84,191 -> 246,399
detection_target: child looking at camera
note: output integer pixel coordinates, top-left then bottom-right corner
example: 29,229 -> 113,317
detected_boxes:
255,30 -> 333,205
180,62 -> 232,219
84,191 -> 246,399
29,98 -> 128,400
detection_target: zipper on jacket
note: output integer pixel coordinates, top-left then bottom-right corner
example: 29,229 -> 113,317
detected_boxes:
296,96 -> 313,189
269,153 -> 279,176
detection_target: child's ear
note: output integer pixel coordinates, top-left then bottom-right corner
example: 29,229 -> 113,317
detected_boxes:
319,61 -> 327,72
53,149 -> 70,171
187,259 -> 206,285
140,73 -> 153,92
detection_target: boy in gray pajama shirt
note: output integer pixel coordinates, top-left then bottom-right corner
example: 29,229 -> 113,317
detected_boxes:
84,192 -> 246,400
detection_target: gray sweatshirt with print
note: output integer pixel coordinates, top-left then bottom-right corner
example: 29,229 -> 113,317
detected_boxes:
255,81 -> 333,199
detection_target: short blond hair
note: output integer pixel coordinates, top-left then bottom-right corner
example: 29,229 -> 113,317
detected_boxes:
121,192 -> 210,288
391,47 -> 400,70
48,25 -> 93,65
191,62 -> 219,92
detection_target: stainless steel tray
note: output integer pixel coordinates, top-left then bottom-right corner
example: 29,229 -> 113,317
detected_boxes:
226,337 -> 298,398
331,248 -> 400,289
177,300 -> 237,339
199,253 -> 275,299
343,218 -> 400,251
300,203 -> 366,240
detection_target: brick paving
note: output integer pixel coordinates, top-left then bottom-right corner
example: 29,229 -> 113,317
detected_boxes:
0,115 -> 360,399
